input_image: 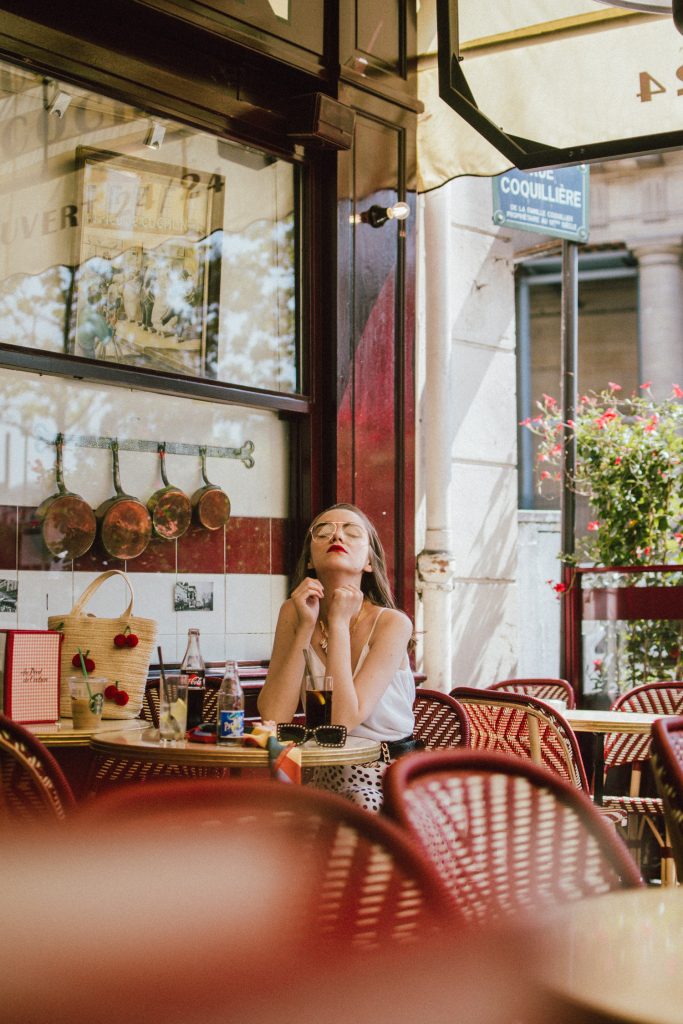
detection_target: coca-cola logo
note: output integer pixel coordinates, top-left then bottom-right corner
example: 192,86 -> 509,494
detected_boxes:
187,674 -> 203,686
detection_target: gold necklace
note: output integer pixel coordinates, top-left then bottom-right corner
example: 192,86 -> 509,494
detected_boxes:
318,601 -> 366,653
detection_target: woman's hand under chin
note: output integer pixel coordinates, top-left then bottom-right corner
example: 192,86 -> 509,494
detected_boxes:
328,584 -> 364,628
290,576 -> 324,631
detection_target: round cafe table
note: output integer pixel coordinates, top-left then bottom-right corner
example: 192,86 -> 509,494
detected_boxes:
26,717 -> 148,748
532,888 -> 683,1024
89,727 -> 381,768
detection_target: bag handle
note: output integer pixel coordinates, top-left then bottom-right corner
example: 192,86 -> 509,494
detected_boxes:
70,569 -> 135,619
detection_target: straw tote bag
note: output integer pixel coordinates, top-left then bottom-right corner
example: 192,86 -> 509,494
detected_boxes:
49,569 -> 157,720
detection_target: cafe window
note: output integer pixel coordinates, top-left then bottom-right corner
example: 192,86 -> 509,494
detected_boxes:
0,60 -> 301,398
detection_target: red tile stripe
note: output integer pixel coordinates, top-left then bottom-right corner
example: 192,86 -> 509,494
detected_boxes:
0,507 -> 288,576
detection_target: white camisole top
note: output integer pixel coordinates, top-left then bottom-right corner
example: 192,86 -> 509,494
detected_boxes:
308,608 -> 415,742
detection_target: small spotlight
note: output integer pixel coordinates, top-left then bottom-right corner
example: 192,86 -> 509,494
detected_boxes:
145,122 -> 166,150
46,89 -> 72,118
360,201 -> 411,228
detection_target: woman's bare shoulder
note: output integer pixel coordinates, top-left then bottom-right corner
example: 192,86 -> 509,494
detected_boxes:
372,606 -> 413,637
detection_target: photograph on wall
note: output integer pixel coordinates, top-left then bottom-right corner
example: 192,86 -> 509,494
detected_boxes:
71,148 -> 224,378
174,581 -> 214,612
0,579 -> 18,613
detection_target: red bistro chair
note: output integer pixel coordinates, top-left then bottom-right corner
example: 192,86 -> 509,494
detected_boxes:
383,749 -> 642,925
450,686 -> 588,790
0,713 -> 76,825
486,677 -> 576,709
602,681 -> 683,885
81,777 -> 461,945
413,689 -> 470,749
651,715 -> 683,880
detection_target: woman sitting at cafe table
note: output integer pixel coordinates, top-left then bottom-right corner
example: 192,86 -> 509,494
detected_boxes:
258,503 -> 417,812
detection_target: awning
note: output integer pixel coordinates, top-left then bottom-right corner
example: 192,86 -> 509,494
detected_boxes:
417,0 -> 683,190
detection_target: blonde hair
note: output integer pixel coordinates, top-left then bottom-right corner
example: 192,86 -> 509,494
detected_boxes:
290,503 -> 396,609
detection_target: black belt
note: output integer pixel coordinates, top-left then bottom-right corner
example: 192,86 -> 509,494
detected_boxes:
381,735 -> 424,761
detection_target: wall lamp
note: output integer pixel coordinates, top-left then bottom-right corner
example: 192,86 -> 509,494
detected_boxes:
43,80 -> 72,118
145,121 -> 166,150
358,201 -> 411,228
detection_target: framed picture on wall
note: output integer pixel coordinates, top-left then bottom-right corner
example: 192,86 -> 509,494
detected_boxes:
70,147 -> 224,378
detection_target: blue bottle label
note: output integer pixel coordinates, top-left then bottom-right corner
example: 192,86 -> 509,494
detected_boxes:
218,709 -> 244,739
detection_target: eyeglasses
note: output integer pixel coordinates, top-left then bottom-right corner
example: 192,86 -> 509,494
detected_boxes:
310,521 -> 367,542
276,723 -> 348,747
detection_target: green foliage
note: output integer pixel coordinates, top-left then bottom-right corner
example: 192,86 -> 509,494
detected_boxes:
523,382 -> 683,689
523,382 -> 683,566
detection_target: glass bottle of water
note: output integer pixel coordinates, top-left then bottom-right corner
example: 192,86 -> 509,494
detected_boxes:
180,628 -> 206,731
216,660 -> 244,744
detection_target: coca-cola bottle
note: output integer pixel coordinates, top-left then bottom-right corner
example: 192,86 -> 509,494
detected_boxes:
216,660 -> 244,744
179,628 -> 206,731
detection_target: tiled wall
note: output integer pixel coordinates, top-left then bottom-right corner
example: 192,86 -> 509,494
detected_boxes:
0,367 -> 290,663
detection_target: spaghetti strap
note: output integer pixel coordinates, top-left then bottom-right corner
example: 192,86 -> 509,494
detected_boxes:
365,606 -> 386,645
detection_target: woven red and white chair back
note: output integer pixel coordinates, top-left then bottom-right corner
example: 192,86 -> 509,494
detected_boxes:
383,749 -> 642,925
82,778 -> 459,945
450,687 -> 588,791
650,715 -> 683,878
604,681 -> 683,768
487,678 -> 576,709
413,689 -> 470,749
0,714 -> 76,824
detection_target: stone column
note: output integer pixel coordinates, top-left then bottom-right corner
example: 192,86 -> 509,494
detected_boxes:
632,242 -> 683,395
416,184 -> 456,692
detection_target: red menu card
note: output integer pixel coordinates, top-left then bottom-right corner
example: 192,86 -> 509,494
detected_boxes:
0,629 -> 63,723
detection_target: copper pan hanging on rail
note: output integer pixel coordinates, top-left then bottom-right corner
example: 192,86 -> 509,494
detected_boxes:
96,441 -> 152,560
36,434 -> 97,560
191,446 -> 231,531
147,443 -> 192,541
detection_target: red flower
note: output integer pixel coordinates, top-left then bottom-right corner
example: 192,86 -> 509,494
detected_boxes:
614,456 -> 622,465
675,533 -> 683,543
553,582 -> 568,594
542,393 -> 558,408
540,470 -> 551,480
639,381 -> 652,390
593,658 -> 603,669
674,384 -> 683,399
608,382 -> 622,391
587,520 -> 600,532
519,417 -> 532,427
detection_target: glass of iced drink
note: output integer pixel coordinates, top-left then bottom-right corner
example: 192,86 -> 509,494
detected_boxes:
68,676 -> 106,730
159,675 -> 188,742
305,675 -> 333,730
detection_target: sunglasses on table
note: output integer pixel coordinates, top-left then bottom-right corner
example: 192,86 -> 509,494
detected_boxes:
310,522 -> 367,542
276,723 -> 348,747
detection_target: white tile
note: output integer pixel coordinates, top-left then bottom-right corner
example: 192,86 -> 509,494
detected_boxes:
192,631 -> 227,665
224,632 -> 273,662
269,576 -> 289,632
18,570 -> 74,630
226,574 -> 272,634
156,632 -> 180,665
127,572 -> 177,636
71,571 -> 131,619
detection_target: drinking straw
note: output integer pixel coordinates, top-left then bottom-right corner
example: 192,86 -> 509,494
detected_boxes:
157,644 -> 171,704
76,647 -> 93,699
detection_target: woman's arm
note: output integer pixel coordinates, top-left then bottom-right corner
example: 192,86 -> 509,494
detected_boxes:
258,578 -> 322,722
326,604 -> 412,731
